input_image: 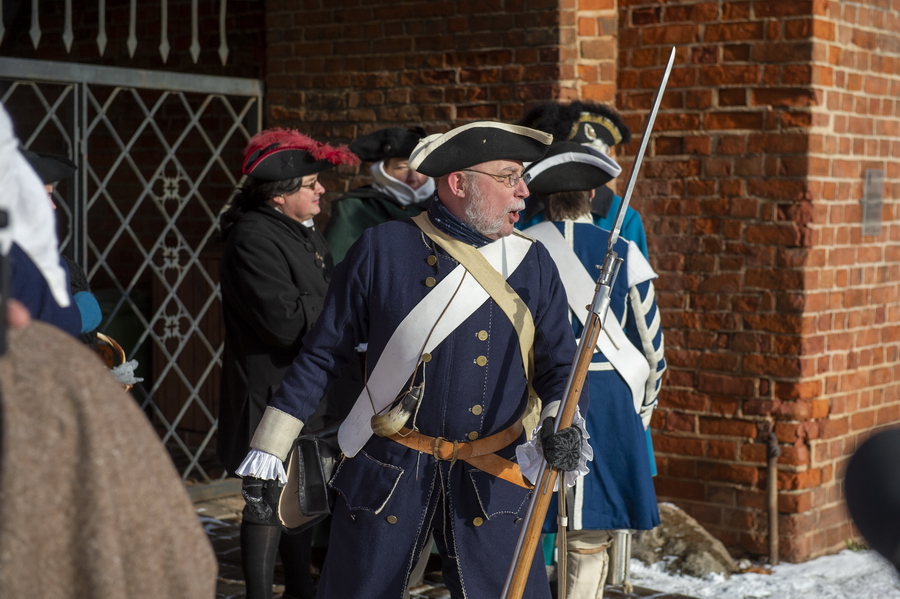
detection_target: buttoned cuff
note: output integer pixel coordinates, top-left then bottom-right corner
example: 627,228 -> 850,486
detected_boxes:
249,407 -> 304,461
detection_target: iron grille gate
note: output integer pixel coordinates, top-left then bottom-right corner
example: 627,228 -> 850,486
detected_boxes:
0,57 -> 262,482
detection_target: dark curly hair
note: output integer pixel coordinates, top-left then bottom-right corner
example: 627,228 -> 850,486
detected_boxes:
219,176 -> 305,235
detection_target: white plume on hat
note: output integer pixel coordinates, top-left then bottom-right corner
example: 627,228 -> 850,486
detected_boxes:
0,102 -> 70,307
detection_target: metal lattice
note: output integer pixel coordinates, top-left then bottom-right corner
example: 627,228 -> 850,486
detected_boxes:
1,57 -> 261,481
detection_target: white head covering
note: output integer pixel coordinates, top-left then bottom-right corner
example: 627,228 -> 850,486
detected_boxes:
369,160 -> 435,206
0,102 -> 70,307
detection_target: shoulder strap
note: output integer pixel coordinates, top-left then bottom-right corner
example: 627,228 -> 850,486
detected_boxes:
412,213 -> 536,383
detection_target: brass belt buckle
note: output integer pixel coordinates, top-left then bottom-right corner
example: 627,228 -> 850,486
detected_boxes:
432,436 -> 460,464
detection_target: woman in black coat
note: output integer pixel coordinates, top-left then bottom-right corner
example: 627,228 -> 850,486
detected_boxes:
218,128 -> 358,599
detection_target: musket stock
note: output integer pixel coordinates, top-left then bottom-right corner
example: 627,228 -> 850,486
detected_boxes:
500,46 -> 676,599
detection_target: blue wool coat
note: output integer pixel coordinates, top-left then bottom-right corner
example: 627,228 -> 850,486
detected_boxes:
537,221 -> 665,533
269,215 -> 587,599
9,243 -> 80,337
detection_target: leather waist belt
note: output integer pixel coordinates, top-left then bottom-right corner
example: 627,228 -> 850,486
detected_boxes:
388,421 -> 533,489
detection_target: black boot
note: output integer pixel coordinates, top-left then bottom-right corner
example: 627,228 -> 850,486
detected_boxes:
241,521 -> 282,599
278,527 -> 317,599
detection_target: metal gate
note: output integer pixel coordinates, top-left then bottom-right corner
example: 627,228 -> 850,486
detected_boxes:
0,57 -> 262,482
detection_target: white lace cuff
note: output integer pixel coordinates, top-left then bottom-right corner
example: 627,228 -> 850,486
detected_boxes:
235,448 -> 288,484
515,405 -> 593,491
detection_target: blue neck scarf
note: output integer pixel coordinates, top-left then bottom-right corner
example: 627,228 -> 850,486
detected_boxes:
426,196 -> 494,248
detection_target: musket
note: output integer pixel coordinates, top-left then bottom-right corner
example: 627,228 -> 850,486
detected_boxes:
500,46 -> 676,599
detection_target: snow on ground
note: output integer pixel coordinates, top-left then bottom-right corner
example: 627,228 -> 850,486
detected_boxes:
629,550 -> 900,599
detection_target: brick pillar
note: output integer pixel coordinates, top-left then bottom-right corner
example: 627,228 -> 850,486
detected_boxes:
618,0 -> 900,562
561,0 -> 619,102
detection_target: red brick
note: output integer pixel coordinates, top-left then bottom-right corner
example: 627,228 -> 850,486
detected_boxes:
655,435 -> 705,456
779,468 -> 823,491
653,477 -> 706,502
704,112 -> 764,130
705,22 -> 764,42
698,417 -> 759,438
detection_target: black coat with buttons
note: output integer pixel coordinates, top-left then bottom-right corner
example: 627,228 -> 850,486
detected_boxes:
217,204 -> 333,475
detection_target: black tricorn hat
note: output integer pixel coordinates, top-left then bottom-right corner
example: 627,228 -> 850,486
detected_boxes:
845,427 -> 900,572
523,141 -> 622,195
518,101 -> 631,151
408,121 -> 552,177
349,127 -> 427,162
20,149 -> 77,184
242,128 -> 359,181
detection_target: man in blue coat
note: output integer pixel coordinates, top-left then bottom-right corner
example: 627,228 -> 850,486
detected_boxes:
237,121 -> 590,599
522,142 -> 666,599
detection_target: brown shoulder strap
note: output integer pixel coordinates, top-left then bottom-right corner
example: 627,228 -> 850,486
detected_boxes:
411,212 -> 536,382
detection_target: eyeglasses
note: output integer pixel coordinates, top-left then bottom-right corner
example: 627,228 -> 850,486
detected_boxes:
462,169 -> 531,188
298,179 -> 319,189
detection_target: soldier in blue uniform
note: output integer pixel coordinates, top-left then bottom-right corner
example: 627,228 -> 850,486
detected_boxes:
237,121 -> 590,599
522,142 -> 666,599
517,100 -> 649,259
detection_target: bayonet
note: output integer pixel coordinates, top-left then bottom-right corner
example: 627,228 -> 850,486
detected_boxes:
500,46 -> 677,599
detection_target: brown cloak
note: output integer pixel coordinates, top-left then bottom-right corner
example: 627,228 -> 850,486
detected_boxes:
0,321 -> 217,598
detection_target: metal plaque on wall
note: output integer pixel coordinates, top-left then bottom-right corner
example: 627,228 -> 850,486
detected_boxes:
862,169 -> 884,237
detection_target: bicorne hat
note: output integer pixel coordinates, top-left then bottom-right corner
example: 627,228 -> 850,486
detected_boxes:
523,141 -> 622,195
242,129 -> 359,181
408,121 -> 552,177
518,101 -> 631,154
20,149 -> 77,184
349,127 -> 427,162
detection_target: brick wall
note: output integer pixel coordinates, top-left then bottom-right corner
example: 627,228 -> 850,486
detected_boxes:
264,0 -> 613,220
618,0 -> 899,561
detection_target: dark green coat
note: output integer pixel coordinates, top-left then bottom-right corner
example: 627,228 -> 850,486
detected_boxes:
324,186 -> 430,263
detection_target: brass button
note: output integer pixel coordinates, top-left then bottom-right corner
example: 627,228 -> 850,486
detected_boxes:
425,277 -> 436,287
468,431 -> 479,441
477,330 -> 488,341
473,517 -> 484,527
387,515 -> 398,524
471,405 -> 483,415
475,355 -> 487,366
422,352 -> 432,363
427,255 -> 437,266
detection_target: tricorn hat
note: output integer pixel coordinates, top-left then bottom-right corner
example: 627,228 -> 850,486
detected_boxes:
349,127 -> 427,162
408,121 -> 552,177
20,149 -> 77,184
242,128 -> 359,181
518,101 -> 631,153
524,142 -> 622,195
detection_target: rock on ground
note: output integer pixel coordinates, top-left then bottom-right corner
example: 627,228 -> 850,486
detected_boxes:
632,503 -> 737,578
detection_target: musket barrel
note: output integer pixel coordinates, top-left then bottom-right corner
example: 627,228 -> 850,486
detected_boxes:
500,45 -> 676,599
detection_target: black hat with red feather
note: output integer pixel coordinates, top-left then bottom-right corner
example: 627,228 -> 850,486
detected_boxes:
242,128 -> 359,181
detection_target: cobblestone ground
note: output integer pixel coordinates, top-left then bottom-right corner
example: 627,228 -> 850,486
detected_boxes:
196,494 -> 693,599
